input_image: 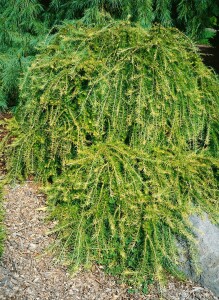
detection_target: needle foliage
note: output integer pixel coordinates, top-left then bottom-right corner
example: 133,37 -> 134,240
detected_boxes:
3,23 -> 219,178
0,0 -> 48,109
1,0 -> 218,109
46,142 -> 218,285
49,0 -> 219,37
2,22 -> 219,287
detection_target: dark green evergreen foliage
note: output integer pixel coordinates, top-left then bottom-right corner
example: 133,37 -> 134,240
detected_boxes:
176,0 -> 219,38
3,22 -> 219,285
49,0 -> 219,37
0,0 -> 48,109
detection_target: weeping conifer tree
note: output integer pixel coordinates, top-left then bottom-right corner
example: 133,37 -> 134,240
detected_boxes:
3,21 -> 219,287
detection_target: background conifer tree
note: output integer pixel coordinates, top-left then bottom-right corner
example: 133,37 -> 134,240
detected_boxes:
49,0 -> 219,36
0,0 -> 47,109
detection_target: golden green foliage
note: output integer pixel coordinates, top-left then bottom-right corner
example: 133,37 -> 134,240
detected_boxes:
46,142 -> 218,285
2,21 -> 219,287
3,22 -> 219,179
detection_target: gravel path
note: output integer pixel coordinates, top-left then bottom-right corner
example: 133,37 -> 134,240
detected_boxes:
0,183 -> 218,300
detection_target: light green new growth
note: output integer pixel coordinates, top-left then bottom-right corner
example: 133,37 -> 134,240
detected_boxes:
2,22 -> 219,288
4,23 -> 219,178
46,142 -> 218,285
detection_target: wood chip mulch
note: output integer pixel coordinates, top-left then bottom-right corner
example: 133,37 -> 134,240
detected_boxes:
0,183 -> 218,300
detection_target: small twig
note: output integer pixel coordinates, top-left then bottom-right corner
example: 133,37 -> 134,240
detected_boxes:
94,278 -> 104,286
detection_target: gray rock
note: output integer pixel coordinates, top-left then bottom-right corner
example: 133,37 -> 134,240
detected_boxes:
180,214 -> 219,297
29,243 -> 37,251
